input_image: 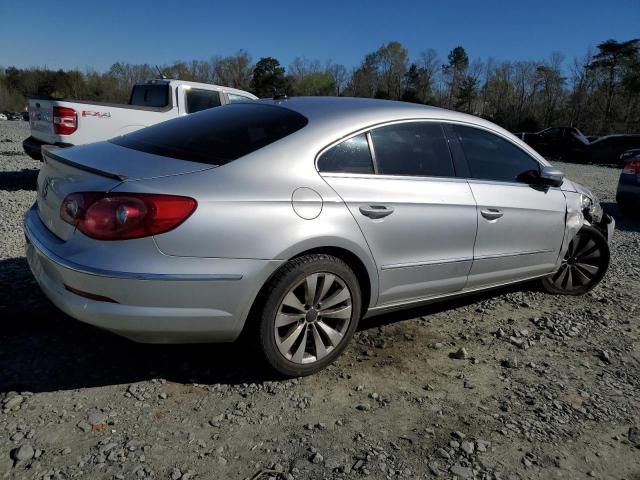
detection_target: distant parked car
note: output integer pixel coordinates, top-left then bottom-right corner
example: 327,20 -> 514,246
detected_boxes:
25,97 -> 614,376
514,127 -> 589,159
0,113 -> 7,121
617,150 -> 640,213
620,149 -> 640,164
21,111 -> 29,121
8,112 -> 22,121
516,127 -> 640,166
584,135 -> 640,166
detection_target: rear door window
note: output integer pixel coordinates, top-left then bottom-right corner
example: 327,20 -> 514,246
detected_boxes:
129,84 -> 170,108
110,103 -> 308,165
370,122 -> 455,177
317,134 -> 374,174
185,89 -> 222,113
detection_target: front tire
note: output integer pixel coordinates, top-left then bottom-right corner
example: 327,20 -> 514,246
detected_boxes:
541,225 -> 610,295
256,254 -> 361,377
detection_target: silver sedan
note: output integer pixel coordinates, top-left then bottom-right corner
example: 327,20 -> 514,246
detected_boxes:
24,97 -> 615,376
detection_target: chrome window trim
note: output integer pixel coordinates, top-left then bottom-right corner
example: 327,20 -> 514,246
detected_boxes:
314,118 -> 457,179
311,117 -> 559,190
465,178 -> 562,189
24,218 -> 243,282
365,131 -> 379,174
320,171 -> 469,183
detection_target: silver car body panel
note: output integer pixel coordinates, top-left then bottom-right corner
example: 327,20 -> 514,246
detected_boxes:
24,97 -> 613,343
464,180 -> 566,288
323,173 -> 476,305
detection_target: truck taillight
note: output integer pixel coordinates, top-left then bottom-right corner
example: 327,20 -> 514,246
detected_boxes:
60,192 -> 197,240
53,107 -> 77,135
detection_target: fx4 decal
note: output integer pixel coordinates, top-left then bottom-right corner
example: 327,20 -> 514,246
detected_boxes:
82,111 -> 111,119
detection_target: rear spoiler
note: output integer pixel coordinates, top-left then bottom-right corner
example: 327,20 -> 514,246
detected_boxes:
42,146 -> 127,181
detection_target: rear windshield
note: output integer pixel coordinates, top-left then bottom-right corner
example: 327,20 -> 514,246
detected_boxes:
129,84 -> 170,108
110,103 -> 308,165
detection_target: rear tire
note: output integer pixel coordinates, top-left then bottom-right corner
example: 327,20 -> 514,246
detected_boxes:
541,225 -> 610,295
255,254 -> 361,377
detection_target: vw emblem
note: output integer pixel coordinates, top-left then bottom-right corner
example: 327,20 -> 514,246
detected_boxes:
41,177 -> 50,199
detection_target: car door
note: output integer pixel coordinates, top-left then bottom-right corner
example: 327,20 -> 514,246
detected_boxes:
318,122 -> 477,306
449,124 -> 567,288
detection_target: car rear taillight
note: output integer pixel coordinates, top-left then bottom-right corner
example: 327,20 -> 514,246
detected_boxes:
53,107 -> 77,135
622,160 -> 640,175
60,192 -> 197,240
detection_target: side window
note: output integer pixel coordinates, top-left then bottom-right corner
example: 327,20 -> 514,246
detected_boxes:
129,85 -> 170,108
317,134 -> 374,174
228,93 -> 253,103
454,125 -> 540,183
370,122 -> 454,177
185,89 -> 222,113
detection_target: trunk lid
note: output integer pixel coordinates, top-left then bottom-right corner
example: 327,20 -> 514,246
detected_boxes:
37,142 -> 214,241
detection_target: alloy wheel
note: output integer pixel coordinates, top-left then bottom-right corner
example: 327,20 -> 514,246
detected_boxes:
274,272 -> 353,364
550,230 -> 606,292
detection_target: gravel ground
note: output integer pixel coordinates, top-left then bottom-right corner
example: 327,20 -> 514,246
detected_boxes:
0,120 -> 639,480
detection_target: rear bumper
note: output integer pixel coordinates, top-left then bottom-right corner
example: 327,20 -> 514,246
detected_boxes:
22,136 -> 73,161
24,206 -> 281,343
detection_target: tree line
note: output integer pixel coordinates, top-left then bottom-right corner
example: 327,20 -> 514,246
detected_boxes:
1,39 -> 639,135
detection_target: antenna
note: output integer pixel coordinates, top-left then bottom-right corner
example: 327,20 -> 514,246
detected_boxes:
155,65 -> 167,79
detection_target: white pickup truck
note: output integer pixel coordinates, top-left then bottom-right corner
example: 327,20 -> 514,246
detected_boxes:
23,79 -> 257,160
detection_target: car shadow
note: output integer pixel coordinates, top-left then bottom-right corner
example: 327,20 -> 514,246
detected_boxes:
0,257 -> 277,393
0,168 -> 38,191
602,202 -> 640,233
0,255 -> 536,394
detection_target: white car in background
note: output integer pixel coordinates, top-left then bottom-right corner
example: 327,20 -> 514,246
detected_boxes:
23,79 -> 257,160
0,113 -> 7,121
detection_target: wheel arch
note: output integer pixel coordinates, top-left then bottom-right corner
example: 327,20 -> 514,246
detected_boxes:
287,245 -> 375,314
238,240 -> 379,342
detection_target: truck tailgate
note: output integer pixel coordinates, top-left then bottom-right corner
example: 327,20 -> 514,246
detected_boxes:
28,99 -> 56,143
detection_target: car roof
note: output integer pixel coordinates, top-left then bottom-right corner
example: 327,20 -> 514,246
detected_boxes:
259,96 -> 512,136
250,97 -> 551,166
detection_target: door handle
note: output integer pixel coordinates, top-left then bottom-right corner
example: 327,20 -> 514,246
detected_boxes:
359,205 -> 395,219
481,208 -> 503,220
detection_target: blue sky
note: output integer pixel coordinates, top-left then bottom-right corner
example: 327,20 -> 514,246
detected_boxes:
1,0 -> 638,72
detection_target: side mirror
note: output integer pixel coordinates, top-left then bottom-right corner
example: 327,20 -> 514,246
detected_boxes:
538,166 -> 564,187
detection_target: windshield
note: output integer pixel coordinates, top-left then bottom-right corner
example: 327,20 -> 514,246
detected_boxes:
110,103 -> 308,165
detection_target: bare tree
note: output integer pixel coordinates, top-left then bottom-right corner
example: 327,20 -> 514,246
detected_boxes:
213,50 -> 253,90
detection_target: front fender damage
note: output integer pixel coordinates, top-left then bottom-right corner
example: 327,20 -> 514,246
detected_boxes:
558,191 -> 585,264
558,191 -> 615,268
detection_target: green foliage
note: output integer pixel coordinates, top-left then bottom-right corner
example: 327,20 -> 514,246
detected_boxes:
1,38 -> 639,134
250,57 -> 288,98
291,72 -> 335,96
